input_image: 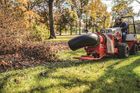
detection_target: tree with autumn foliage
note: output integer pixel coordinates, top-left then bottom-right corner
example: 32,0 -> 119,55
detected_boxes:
67,0 -> 90,34
55,9 -> 78,35
14,0 -> 40,27
85,0 -> 111,30
112,0 -> 134,19
15,0 -> 56,39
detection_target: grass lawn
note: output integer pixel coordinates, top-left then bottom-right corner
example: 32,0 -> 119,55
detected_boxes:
47,35 -> 78,42
0,49 -> 140,93
0,35 -> 140,93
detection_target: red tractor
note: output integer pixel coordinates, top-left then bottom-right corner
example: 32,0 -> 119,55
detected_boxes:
68,16 -> 139,60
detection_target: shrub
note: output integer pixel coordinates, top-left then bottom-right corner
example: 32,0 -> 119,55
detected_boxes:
29,24 -> 49,41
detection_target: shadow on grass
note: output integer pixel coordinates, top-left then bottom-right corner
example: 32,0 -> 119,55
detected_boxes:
0,73 -> 19,93
0,55 -> 140,93
18,56 -> 138,93
82,58 -> 140,93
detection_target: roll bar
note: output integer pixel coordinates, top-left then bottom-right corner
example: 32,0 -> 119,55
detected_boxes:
121,16 -> 136,34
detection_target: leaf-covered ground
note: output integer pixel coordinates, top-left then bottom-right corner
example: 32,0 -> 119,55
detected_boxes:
0,35 -> 140,93
0,49 -> 140,93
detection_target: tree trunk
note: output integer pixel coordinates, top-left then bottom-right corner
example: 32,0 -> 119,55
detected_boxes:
103,17 -> 106,29
48,0 -> 56,39
59,24 -> 62,36
76,22 -> 78,35
70,24 -> 72,35
79,19 -> 81,35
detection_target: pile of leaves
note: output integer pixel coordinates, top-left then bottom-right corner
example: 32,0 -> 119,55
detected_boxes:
20,42 -> 69,62
0,37 -> 21,55
0,41 -> 69,72
20,42 -> 58,62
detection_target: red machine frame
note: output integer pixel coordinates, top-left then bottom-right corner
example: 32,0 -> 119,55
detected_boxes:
74,16 -> 139,61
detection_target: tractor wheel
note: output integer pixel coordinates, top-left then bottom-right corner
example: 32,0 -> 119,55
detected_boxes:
118,43 -> 129,58
130,44 -> 138,55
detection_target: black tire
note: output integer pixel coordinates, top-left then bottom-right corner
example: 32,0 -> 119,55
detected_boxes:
68,33 -> 99,51
118,43 -> 129,58
130,44 -> 138,55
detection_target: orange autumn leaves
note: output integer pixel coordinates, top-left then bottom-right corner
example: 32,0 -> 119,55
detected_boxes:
85,0 -> 111,28
15,0 -> 40,27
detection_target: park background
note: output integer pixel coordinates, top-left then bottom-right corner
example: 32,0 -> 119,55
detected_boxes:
0,0 -> 140,93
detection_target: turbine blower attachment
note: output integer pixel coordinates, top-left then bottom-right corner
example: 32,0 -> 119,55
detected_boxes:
68,33 -> 100,51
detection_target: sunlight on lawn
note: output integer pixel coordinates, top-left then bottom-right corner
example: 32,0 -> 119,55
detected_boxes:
57,49 -> 86,60
133,66 -> 140,77
47,35 -> 78,42
0,53 -> 140,93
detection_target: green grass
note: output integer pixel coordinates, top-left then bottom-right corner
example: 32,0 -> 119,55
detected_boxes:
47,35 -> 78,42
57,49 -> 86,60
0,49 -> 140,93
0,35 -> 140,93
